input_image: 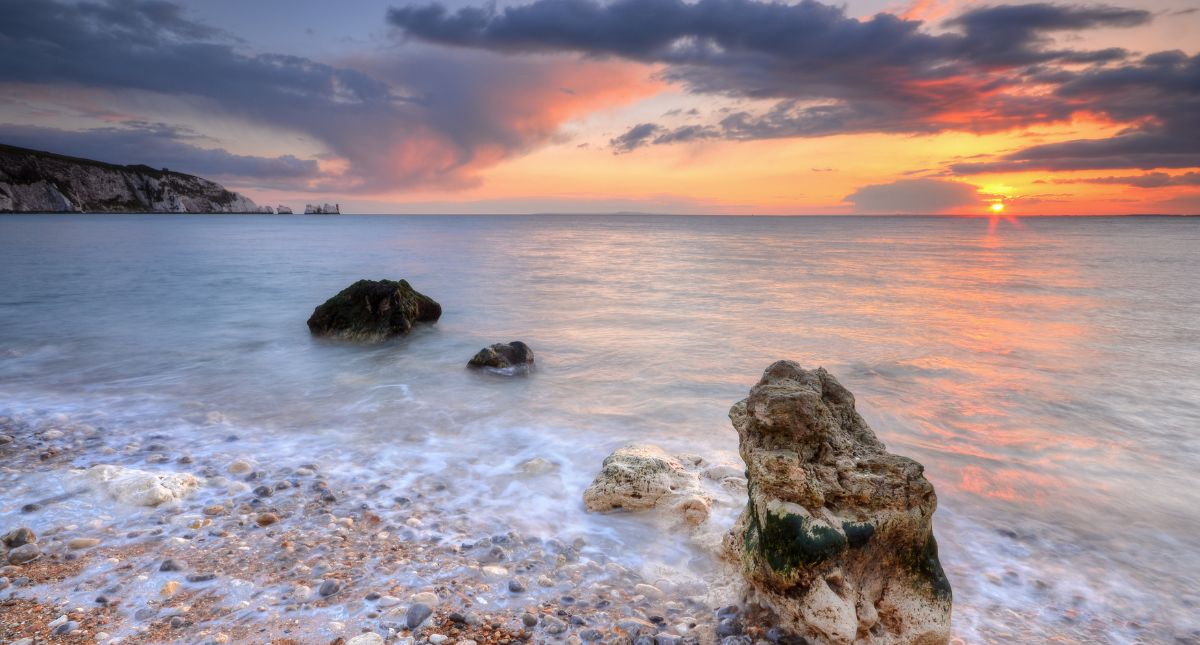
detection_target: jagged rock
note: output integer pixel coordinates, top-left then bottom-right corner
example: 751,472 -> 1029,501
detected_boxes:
583,444 -> 712,526
276,205 -> 294,214
468,341 -> 535,371
85,465 -> 202,507
0,143 -> 262,213
304,202 -> 341,214
726,361 -> 951,645
306,279 -> 442,341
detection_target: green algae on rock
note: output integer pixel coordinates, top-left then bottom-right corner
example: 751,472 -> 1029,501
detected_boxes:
306,279 -> 441,341
726,361 -> 952,645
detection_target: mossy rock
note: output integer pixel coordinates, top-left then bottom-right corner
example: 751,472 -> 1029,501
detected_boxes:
307,279 -> 441,341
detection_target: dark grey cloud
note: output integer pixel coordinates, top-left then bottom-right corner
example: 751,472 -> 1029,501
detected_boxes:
951,51 -> 1200,174
388,0 -> 1196,175
845,178 -> 982,214
1059,172 -> 1200,187
0,0 -> 613,190
610,123 -> 663,153
0,122 -> 320,184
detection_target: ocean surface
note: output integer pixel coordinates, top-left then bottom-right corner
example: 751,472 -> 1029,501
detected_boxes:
1,214 -> 1198,643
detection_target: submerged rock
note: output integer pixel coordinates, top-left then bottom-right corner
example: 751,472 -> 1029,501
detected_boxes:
583,444 -> 712,526
467,341 -> 535,371
726,361 -> 951,645
85,465 -> 202,507
306,279 -> 441,341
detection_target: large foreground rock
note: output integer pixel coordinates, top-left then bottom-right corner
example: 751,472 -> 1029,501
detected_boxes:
583,444 -> 711,526
726,361 -> 951,645
307,279 -> 441,341
468,341 -> 535,371
85,465 -> 202,507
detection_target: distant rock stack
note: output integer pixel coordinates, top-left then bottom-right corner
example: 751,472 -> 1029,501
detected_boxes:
304,203 -> 340,214
726,361 -> 951,645
276,205 -> 294,214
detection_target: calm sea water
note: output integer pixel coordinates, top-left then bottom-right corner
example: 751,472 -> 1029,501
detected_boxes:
1,214 -> 1198,643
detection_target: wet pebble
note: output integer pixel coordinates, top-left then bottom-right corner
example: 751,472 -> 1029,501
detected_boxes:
521,613 -> 538,627
68,537 -> 101,549
1,527 -> 36,547
52,620 -> 79,636
319,579 -> 341,597
7,543 -> 40,565
406,602 -> 433,629
508,577 -> 526,593
256,512 -> 279,527
160,558 -> 186,572
187,573 -> 217,583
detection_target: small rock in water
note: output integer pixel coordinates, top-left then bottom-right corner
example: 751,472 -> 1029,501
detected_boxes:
521,613 -> 538,627
187,573 -> 216,583
253,485 -> 273,497
161,580 -> 181,597
255,512 -> 279,527
319,579 -> 341,597
52,620 -> 79,636
428,635 -> 448,645
406,602 -> 433,629
2,527 -> 36,547
48,614 -> 68,629
508,578 -> 526,593
411,591 -> 439,605
68,537 -> 101,549
20,503 -> 39,513
160,558 -> 185,572
715,618 -> 743,637
228,459 -> 253,474
635,583 -> 665,600
6,543 -> 40,565
347,633 -> 385,645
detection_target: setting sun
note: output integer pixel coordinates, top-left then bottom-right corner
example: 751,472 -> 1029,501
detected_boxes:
990,202 -> 1006,213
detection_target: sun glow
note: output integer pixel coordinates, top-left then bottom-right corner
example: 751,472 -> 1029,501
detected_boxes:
990,202 -> 1006,214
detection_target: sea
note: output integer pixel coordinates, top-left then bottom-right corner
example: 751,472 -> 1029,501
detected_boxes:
1,214 -> 1197,643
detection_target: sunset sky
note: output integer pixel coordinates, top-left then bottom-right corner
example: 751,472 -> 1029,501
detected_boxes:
1,0 -> 1198,215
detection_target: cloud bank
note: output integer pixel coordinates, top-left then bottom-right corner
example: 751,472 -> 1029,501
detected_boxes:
390,0 -> 1196,177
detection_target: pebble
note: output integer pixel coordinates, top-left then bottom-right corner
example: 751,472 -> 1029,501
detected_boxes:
411,591 -> 439,605
406,602 -> 433,629
254,485 -> 274,497
716,617 -> 743,637
347,633 -> 385,645
508,577 -> 526,593
319,579 -> 340,597
161,580 -> 181,597
0,577 -> 8,590
228,459 -> 253,474
635,583 -> 665,599
428,635 -> 448,644
377,595 -> 401,608
481,565 -> 507,578
7,543 -> 40,565
203,505 -> 225,516
256,512 -> 279,527
543,616 -> 567,635
160,558 -> 186,572
68,537 -> 101,549
187,573 -> 217,583
2,528 -> 36,548
521,613 -> 538,627
48,614 -> 68,629
52,620 -> 79,636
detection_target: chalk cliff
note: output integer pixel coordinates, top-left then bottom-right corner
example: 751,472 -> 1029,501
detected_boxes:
0,143 -> 264,213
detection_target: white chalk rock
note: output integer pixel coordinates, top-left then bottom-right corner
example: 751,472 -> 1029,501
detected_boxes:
583,444 -> 711,526
85,465 -> 201,507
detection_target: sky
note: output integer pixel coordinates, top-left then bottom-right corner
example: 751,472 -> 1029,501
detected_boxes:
1,0 -> 1198,215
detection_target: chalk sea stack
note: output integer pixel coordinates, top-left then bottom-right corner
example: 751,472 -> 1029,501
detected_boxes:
307,279 -> 442,341
727,361 -> 951,645
468,341 -> 535,370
